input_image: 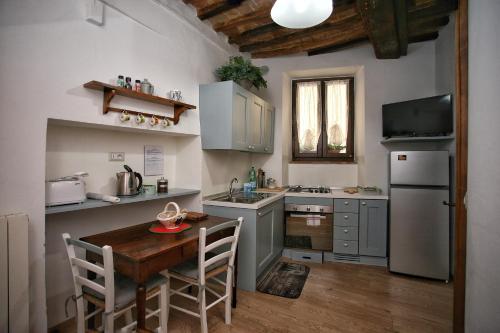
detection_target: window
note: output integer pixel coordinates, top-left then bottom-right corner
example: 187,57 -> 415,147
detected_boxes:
292,77 -> 354,162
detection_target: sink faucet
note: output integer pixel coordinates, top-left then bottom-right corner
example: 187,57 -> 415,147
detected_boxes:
229,177 -> 239,199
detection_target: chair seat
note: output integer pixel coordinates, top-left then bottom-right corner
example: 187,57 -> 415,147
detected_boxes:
169,252 -> 227,280
83,273 -> 166,310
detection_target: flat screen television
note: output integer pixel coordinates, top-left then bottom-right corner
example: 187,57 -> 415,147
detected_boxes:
382,94 -> 453,138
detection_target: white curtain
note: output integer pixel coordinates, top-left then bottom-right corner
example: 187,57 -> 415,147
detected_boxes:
297,81 -> 321,152
326,80 -> 349,150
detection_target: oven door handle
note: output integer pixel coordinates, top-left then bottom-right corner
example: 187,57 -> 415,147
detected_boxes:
289,214 -> 326,219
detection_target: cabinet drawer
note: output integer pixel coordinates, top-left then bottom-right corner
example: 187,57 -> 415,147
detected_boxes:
334,240 -> 359,255
334,213 -> 359,227
291,250 -> 323,264
334,226 -> 358,241
334,199 -> 359,213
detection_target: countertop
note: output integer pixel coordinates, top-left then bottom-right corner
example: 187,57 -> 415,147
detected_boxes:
202,188 -> 388,210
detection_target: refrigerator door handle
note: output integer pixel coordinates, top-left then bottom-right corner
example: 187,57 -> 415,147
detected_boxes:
442,201 -> 456,207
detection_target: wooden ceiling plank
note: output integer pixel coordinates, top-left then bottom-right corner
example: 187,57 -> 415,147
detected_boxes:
251,23 -> 367,58
231,4 -> 359,46
212,3 -> 274,33
408,0 -> 458,19
239,15 -> 361,53
197,0 -> 245,21
307,37 -> 370,56
356,0 -> 402,59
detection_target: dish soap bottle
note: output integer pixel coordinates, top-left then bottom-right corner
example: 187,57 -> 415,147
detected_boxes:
249,166 -> 257,190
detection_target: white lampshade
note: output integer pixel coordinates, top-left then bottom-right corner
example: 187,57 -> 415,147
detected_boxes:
271,0 -> 333,29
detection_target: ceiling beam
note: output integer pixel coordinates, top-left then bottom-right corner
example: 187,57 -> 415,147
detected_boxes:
408,31 -> 439,43
307,36 -> 369,56
356,0 -> 406,59
197,0 -> 244,20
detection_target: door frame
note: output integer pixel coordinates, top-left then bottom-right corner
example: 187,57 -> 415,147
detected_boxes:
453,0 -> 468,331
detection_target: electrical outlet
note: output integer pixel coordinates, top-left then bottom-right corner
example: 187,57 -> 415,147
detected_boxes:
109,152 -> 125,161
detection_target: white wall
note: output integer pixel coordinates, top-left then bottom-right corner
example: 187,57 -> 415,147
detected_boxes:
466,1 -> 500,331
0,0 -> 245,329
253,42 -> 437,192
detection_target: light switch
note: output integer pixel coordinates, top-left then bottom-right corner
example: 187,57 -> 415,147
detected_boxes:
109,152 -> 125,161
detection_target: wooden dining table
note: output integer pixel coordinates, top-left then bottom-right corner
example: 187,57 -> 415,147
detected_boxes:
81,215 -> 237,333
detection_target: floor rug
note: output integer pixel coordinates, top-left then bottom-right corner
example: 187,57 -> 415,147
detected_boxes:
257,261 -> 310,299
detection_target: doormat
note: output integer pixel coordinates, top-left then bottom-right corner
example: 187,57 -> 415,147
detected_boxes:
257,261 -> 310,299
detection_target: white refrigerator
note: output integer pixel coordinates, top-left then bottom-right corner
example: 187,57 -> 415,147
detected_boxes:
389,151 -> 450,280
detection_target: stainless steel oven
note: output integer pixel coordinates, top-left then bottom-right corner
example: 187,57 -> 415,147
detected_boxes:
284,203 -> 333,251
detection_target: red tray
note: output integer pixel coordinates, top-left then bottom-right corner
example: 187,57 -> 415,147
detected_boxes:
149,222 -> 192,234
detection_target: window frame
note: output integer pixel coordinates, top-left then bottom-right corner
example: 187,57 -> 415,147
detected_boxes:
292,76 -> 355,163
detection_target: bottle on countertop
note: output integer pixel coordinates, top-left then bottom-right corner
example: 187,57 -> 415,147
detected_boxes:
125,77 -> 132,89
117,75 -> 125,87
134,80 -> 141,92
249,166 -> 257,190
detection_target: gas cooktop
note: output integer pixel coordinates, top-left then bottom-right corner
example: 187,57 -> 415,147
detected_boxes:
288,185 -> 331,194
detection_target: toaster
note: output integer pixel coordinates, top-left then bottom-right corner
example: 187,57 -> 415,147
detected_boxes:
45,172 -> 88,206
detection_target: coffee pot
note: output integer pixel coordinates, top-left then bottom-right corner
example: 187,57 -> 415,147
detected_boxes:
116,165 -> 143,196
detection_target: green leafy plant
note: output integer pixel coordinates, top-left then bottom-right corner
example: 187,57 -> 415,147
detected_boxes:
328,144 -> 346,152
215,56 -> 268,90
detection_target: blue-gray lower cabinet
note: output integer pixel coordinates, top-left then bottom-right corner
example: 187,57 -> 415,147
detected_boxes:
203,198 -> 284,291
359,200 -> 388,257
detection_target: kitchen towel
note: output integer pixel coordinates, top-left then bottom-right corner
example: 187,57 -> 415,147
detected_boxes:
86,192 -> 120,203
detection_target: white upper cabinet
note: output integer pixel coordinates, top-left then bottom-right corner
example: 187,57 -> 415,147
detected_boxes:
200,81 -> 274,154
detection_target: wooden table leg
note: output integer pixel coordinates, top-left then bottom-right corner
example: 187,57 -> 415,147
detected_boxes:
136,284 -> 147,330
232,248 -> 238,308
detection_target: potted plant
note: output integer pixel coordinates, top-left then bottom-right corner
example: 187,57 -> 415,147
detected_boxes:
215,56 -> 268,90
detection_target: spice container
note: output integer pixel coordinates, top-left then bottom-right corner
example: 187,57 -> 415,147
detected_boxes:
157,177 -> 168,193
135,80 -> 141,92
117,75 -> 125,87
125,77 -> 132,89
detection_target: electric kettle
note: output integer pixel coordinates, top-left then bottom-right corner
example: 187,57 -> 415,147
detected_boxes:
116,165 -> 143,196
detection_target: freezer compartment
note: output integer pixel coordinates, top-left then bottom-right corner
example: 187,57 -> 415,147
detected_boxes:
390,151 -> 449,186
389,187 -> 450,280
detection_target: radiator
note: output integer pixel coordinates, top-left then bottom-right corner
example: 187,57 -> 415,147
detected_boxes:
0,213 -> 29,333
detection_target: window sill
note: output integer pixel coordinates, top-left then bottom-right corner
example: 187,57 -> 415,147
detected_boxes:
289,160 -> 358,165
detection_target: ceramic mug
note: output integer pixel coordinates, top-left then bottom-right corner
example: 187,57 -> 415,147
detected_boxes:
135,113 -> 145,124
149,115 -> 159,126
161,117 -> 170,128
120,111 -> 130,122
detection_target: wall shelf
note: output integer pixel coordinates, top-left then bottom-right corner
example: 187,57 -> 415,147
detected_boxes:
45,188 -> 200,215
380,135 -> 455,144
83,80 -> 196,125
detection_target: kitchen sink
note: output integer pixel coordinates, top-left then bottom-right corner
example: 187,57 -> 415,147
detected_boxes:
211,192 -> 273,204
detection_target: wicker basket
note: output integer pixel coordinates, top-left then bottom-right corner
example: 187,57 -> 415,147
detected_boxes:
157,202 -> 187,229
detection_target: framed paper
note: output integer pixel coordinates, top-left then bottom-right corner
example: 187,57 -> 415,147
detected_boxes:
144,145 -> 164,176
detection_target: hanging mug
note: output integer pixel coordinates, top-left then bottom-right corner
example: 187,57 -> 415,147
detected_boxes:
135,113 -> 145,124
149,115 -> 159,126
120,111 -> 130,122
161,117 -> 170,128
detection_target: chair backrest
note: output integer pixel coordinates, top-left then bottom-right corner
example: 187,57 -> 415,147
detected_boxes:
198,217 -> 243,285
62,233 -> 115,314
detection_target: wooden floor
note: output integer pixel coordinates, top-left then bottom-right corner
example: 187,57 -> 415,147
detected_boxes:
53,261 -> 453,333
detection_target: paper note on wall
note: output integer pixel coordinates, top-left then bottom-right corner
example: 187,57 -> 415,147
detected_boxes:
144,145 -> 164,176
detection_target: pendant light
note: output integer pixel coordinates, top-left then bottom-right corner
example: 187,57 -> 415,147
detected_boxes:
271,0 -> 333,29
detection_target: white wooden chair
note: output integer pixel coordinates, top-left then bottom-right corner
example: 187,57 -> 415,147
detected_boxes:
62,233 -> 168,333
161,217 -> 243,333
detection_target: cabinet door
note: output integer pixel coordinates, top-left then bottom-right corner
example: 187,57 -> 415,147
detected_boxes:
248,96 -> 265,152
263,102 -> 275,154
272,200 -> 284,256
232,85 -> 251,151
256,207 -> 274,275
359,200 -> 388,257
